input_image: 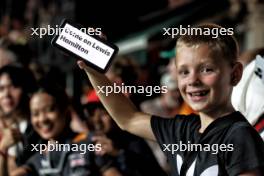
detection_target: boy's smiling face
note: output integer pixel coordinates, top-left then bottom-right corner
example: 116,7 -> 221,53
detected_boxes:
176,44 -> 234,114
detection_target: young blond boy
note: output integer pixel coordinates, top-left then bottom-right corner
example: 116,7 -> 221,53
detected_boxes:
78,24 -> 264,176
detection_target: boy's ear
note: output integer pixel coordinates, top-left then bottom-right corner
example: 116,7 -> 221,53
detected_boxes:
231,62 -> 243,86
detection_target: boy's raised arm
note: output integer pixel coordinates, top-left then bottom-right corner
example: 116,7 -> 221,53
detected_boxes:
78,60 -> 156,141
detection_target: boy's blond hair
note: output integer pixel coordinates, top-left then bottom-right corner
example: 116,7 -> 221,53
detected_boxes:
176,24 -> 239,64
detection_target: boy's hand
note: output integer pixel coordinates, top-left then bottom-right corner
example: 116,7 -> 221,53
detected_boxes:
77,31 -> 107,73
77,60 -> 88,71
77,60 -> 100,75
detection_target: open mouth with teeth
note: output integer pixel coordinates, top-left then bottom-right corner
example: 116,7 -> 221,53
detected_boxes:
187,90 -> 210,101
39,123 -> 54,133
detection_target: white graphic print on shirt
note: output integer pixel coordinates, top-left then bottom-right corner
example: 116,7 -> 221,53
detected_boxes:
176,154 -> 218,176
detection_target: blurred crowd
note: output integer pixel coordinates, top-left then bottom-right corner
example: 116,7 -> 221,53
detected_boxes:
0,0 -> 264,175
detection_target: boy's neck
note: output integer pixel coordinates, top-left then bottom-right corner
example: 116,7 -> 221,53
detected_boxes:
198,105 -> 235,133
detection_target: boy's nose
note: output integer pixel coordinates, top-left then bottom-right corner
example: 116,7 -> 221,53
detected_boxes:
187,73 -> 201,86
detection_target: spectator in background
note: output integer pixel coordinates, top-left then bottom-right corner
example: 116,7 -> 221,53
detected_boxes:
83,102 -> 167,176
0,37 -> 33,68
238,47 -> 264,67
11,81 -> 121,176
0,38 -> 17,68
232,47 -> 264,139
141,72 -> 193,118
0,65 -> 40,176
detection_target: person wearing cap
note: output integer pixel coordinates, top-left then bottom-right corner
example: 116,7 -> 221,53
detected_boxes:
232,53 -> 264,140
83,101 -> 167,176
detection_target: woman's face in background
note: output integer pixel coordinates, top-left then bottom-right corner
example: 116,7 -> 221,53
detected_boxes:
91,108 -> 112,133
0,73 -> 23,115
30,92 -> 67,140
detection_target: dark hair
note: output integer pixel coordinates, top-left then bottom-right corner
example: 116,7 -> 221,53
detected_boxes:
33,79 -> 70,112
83,102 -> 103,117
109,56 -> 139,86
0,65 -> 37,116
176,23 -> 239,64
0,65 -> 37,94
0,37 -> 33,67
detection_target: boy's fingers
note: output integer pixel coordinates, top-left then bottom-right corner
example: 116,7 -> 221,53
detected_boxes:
77,60 -> 87,70
77,60 -> 95,73
99,33 -> 107,40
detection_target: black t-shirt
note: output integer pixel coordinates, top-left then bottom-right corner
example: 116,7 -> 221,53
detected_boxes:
25,132 -> 114,176
151,111 -> 264,176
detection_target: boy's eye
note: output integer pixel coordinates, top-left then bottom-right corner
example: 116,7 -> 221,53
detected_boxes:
31,111 -> 39,117
201,67 -> 214,73
178,70 -> 189,76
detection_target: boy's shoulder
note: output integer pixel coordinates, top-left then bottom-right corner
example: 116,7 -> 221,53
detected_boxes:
151,113 -> 201,141
224,111 -> 256,134
209,112 -> 264,151
224,117 -> 263,143
220,113 -> 264,175
151,113 -> 200,130
156,113 -> 200,122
